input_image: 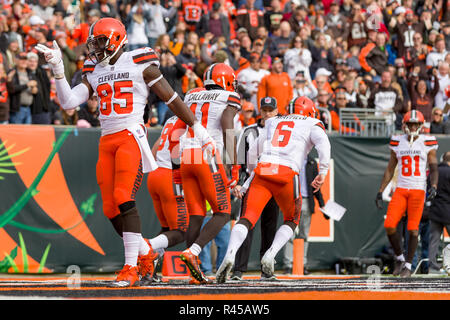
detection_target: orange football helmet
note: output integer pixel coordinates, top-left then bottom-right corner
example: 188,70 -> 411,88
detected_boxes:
87,18 -> 128,66
203,63 -> 237,92
287,96 -> 317,117
403,110 -> 424,139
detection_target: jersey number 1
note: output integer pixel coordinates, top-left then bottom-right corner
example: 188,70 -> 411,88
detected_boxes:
97,80 -> 133,116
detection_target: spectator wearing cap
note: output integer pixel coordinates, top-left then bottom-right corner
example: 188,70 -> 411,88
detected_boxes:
309,32 -> 334,79
429,107 -> 450,134
391,7 -> 430,58
27,51 -> 52,124
22,15 -> 45,52
325,1 -> 348,42
198,2 -> 230,45
268,21 -> 293,59
283,35 -> 312,82
237,52 -> 270,109
292,70 -> 317,100
368,69 -> 406,129
236,0 -> 265,41
359,32 -> 389,78
252,38 -> 266,56
237,101 -> 257,130
31,0 -> 54,22
231,95 -> 279,281
263,0 -> 283,32
313,68 -> 333,94
257,57 -> 292,115
227,39 -> 250,75
6,52 -> 37,124
426,35 -> 449,69
71,9 -> 100,47
408,69 -> 440,123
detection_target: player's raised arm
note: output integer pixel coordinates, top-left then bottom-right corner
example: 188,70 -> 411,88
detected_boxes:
310,122 -> 331,192
36,41 -> 93,109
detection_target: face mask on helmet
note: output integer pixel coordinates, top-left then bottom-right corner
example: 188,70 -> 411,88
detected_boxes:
404,121 -> 423,144
87,35 -> 115,66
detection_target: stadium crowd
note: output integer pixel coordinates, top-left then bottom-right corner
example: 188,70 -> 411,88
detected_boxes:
0,0 -> 450,133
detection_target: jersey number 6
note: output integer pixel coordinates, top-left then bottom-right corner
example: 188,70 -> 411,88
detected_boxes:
97,80 -> 134,116
271,121 -> 294,147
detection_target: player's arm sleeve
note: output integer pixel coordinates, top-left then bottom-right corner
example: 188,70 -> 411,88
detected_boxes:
55,78 -> 90,110
310,123 -> 331,176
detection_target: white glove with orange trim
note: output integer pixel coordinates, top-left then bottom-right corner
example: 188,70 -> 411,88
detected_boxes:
35,40 -> 65,78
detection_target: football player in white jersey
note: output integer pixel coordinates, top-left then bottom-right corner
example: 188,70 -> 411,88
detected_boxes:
35,17 -> 214,287
168,63 -> 241,283
376,110 -> 438,278
216,96 -> 331,283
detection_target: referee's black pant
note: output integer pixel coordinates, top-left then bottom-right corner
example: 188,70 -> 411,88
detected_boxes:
233,197 -> 280,273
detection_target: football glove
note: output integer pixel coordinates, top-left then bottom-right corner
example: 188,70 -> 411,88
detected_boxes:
35,40 -> 65,78
192,122 -> 216,161
375,192 -> 383,210
227,165 -> 241,188
426,186 -> 437,202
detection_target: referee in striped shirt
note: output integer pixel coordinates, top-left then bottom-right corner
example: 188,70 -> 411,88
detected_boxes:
230,96 -> 280,280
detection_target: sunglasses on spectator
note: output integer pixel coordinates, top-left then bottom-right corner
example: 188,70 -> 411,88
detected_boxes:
434,112 -> 443,116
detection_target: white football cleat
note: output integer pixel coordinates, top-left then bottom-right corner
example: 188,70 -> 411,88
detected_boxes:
443,244 -> 450,276
216,254 -> 235,284
261,252 -> 275,278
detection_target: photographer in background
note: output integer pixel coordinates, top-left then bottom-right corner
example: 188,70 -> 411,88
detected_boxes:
292,70 -> 317,100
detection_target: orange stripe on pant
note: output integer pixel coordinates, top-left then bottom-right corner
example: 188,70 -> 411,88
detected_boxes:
180,148 -> 231,216
96,130 -> 143,219
384,187 -> 426,231
147,167 -> 189,232
241,162 -> 301,228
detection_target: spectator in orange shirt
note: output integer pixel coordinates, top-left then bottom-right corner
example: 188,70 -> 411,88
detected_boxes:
257,57 -> 292,114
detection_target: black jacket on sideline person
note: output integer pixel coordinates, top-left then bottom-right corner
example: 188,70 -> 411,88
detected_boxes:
30,66 -> 50,115
429,162 -> 450,225
304,154 -> 325,213
6,68 -> 34,113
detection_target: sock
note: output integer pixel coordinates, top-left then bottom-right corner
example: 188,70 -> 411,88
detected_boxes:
149,234 -> 169,251
396,254 -> 405,262
189,243 -> 202,256
139,236 -> 150,256
404,262 -> 412,270
224,223 -> 249,259
123,232 -> 141,267
264,224 -> 294,261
